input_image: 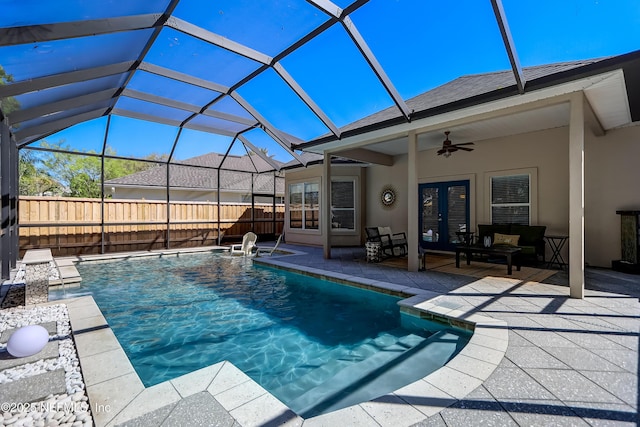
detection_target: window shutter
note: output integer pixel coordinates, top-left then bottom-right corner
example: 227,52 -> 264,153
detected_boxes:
491,175 -> 529,204
331,181 -> 354,208
491,174 -> 530,225
331,180 -> 355,230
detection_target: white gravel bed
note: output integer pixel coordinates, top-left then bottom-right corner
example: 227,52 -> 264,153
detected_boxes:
0,304 -> 93,427
11,262 -> 60,285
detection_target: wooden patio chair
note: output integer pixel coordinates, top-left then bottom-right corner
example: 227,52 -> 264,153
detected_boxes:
365,227 -> 407,257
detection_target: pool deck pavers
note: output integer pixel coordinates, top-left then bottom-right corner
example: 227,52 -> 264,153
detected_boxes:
2,244 -> 639,426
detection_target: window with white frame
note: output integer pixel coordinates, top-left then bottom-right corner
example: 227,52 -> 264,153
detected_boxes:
289,181 -> 319,230
331,180 -> 355,230
491,174 -> 530,224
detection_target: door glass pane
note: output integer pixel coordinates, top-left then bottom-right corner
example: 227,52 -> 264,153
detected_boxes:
448,185 -> 468,244
421,187 -> 439,243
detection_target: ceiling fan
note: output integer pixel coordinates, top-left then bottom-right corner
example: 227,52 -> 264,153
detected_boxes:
437,131 -> 474,157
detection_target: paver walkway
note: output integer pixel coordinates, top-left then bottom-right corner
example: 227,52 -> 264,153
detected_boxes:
267,245 -> 639,426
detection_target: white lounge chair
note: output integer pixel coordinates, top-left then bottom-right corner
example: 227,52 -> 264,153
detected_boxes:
230,232 -> 258,256
256,234 -> 283,257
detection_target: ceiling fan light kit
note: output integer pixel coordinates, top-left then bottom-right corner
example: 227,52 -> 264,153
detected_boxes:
437,131 -> 474,157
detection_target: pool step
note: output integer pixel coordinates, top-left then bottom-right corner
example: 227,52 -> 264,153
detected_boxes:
270,332 -> 403,399
49,263 -> 82,287
288,330 -> 467,418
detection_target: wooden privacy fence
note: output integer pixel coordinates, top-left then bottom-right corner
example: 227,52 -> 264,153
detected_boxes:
19,196 -> 285,257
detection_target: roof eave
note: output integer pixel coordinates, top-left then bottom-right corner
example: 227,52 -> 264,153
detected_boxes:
295,49 -> 640,152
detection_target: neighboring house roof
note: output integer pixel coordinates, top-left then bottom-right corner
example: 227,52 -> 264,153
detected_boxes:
175,152 -> 279,173
299,56 -> 639,148
106,153 -> 284,194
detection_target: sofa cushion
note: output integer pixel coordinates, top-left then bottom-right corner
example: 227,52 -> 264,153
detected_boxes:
377,226 -> 394,245
518,245 -> 537,256
493,233 -> 520,246
478,224 -> 510,241
511,225 -> 546,246
378,226 -> 393,237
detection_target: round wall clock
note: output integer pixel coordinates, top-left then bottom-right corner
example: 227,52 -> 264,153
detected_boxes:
380,186 -> 396,207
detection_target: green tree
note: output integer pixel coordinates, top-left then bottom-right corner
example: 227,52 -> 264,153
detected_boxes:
0,65 -> 20,115
18,149 -> 63,196
38,141 -> 167,198
40,143 -> 102,197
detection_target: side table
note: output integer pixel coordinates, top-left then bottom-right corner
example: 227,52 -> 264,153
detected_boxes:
418,246 -> 427,271
455,231 -> 475,246
365,241 -> 382,263
545,235 -> 568,270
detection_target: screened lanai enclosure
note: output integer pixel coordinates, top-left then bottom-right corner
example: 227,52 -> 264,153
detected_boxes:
2,0 -> 639,279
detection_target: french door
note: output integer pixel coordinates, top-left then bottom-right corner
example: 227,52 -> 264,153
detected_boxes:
419,180 -> 470,251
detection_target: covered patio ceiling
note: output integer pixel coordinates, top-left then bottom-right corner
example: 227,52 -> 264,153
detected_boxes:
2,1 -> 640,171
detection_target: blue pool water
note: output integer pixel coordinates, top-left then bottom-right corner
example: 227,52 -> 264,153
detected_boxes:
54,252 -> 470,417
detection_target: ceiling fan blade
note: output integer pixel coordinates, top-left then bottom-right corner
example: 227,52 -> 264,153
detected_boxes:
437,131 -> 475,156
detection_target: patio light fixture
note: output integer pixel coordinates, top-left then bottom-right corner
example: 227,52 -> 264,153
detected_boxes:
437,131 -> 474,157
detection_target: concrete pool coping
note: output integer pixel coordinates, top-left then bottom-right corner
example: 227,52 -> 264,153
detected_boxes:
60,248 -> 508,426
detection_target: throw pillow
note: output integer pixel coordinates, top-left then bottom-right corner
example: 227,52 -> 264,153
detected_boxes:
493,233 -> 520,246
378,226 -> 393,237
378,226 -> 393,244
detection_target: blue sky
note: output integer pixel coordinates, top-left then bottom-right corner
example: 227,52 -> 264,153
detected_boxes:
11,0 -> 640,163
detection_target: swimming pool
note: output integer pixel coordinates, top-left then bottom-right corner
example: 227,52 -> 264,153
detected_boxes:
55,252 -> 470,417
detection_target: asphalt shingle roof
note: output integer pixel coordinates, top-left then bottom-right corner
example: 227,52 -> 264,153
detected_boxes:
106,153 -> 284,194
314,59 -> 608,137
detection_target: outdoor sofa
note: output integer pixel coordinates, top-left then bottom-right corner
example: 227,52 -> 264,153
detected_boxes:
475,224 -> 546,265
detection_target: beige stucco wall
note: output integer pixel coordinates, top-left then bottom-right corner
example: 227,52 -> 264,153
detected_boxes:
585,125 -> 640,267
367,127 -> 570,242
284,124 -> 640,268
284,164 -> 366,247
365,124 -> 640,268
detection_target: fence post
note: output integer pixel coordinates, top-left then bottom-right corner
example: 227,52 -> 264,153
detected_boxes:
101,155 -> 105,254
100,115 -> 110,254
166,162 -> 170,249
217,168 -> 221,244
251,173 -> 255,232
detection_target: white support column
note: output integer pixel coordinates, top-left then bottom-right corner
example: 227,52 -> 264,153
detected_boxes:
407,131 -> 419,272
323,152 -> 332,259
569,94 -> 585,298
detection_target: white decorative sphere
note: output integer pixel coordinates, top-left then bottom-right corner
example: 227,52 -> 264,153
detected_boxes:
6,325 -> 49,358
